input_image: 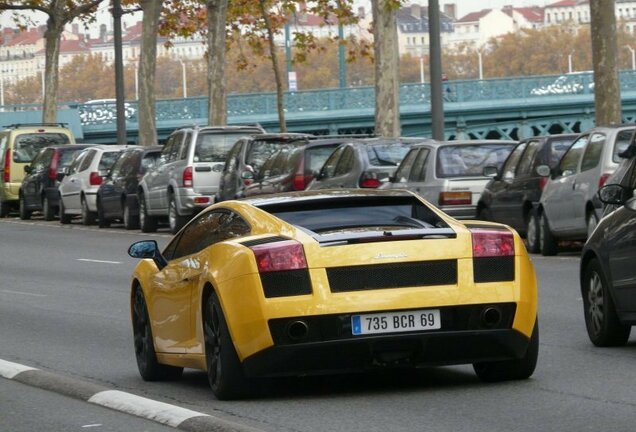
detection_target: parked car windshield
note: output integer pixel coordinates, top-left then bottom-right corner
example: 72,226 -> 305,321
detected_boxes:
366,144 -> 410,166
13,133 -> 71,163
99,151 -> 122,171
194,132 -> 250,163
612,129 -> 635,163
548,138 -> 576,167
436,143 -> 514,178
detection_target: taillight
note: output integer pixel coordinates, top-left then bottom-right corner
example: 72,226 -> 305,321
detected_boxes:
3,148 -> 10,182
439,191 -> 472,206
89,171 -> 103,186
359,172 -> 381,188
598,173 -> 610,189
48,152 -> 60,181
183,166 -> 193,187
250,240 -> 307,273
539,177 -> 548,191
470,228 -> 514,257
293,174 -> 314,191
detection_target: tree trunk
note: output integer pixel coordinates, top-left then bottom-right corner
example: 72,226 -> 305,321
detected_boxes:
372,0 -> 400,138
138,0 -> 162,146
259,0 -> 286,132
206,0 -> 228,126
590,0 -> 621,126
42,17 -> 63,123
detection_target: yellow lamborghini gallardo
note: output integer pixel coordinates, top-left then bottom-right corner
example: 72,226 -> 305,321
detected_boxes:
128,189 -> 538,400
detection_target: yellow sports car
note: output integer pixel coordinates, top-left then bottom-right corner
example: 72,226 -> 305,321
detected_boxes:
128,189 -> 538,400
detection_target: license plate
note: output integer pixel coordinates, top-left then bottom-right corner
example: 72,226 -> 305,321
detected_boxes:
351,309 -> 441,336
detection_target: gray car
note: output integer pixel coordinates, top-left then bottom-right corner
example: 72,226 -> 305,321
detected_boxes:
306,137 -> 417,190
138,125 -> 264,234
383,140 -> 516,219
538,124 -> 635,255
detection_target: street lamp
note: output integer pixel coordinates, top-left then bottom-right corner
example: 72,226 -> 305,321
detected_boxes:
568,51 -> 574,73
477,51 -> 483,80
133,63 -> 139,100
179,59 -> 187,98
626,45 -> 635,70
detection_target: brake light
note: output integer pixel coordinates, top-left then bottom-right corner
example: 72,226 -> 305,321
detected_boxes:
89,171 -> 103,186
598,173 -> 610,189
470,228 -> 514,257
439,191 -> 472,206
3,148 -> 10,182
359,172 -> 382,188
539,177 -> 548,191
250,240 -> 307,273
183,166 -> 193,187
48,152 -> 60,181
293,174 -> 314,190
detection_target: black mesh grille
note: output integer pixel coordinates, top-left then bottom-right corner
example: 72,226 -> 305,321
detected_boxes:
473,256 -> 515,282
261,269 -> 312,298
327,260 -> 457,292
241,236 -> 288,247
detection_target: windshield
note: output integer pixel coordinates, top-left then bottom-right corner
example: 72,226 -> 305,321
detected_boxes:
366,145 -> 411,167
99,151 -> 122,171
13,133 -> 71,163
194,132 -> 251,163
436,144 -> 515,178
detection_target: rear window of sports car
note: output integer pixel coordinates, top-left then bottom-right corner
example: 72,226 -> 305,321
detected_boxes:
260,196 -> 448,234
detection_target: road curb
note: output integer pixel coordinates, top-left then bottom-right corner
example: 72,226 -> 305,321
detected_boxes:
0,359 -> 264,432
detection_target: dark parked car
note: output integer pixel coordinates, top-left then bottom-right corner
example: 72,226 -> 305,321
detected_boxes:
242,137 -> 349,197
217,133 -> 314,201
306,137 -> 417,190
579,144 -> 636,346
18,144 -> 93,220
478,134 -> 577,252
96,146 -> 162,229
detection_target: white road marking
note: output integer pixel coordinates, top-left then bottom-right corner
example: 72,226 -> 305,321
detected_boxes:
81,425 -> 103,428
77,259 -> 122,264
88,390 -> 209,427
0,289 -> 47,297
0,359 -> 37,379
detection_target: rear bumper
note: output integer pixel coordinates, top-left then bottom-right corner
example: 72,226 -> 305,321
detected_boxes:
176,187 -> 216,215
242,328 -> 530,378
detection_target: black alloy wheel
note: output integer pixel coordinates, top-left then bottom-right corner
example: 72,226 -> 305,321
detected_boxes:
204,291 -> 251,400
132,287 -> 183,381
582,259 -> 631,347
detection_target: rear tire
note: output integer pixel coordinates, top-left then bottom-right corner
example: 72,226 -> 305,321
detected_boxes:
123,198 -> 139,230
473,320 -> 539,382
59,197 -> 71,224
586,211 -> 599,240
540,213 -> 558,256
168,194 -> 188,234
97,199 -> 110,228
0,199 -> 10,218
132,287 -> 183,381
139,193 -> 157,233
81,196 -> 96,226
19,196 -> 31,220
525,209 -> 540,254
42,196 -> 55,221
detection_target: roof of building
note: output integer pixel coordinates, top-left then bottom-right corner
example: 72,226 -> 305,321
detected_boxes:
456,9 -> 492,24
545,0 -> 589,8
506,7 -> 545,22
397,5 -> 454,33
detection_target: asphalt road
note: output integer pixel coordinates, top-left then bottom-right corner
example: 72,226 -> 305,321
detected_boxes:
1,217 -> 635,432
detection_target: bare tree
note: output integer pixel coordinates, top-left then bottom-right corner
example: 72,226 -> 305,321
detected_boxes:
137,0 -> 162,146
206,0 -> 228,126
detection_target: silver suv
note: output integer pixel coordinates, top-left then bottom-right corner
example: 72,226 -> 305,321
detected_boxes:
538,124 -> 635,255
138,125 -> 264,233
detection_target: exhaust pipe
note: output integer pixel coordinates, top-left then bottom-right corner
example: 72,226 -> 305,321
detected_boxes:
481,306 -> 502,328
286,320 -> 309,341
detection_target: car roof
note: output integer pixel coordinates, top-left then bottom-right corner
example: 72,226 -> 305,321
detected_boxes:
405,139 -> 516,149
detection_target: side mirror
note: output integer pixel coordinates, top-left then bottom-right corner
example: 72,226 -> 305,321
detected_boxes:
24,165 -> 32,174
56,171 -> 66,182
483,166 -> 498,178
128,240 -> 167,270
536,165 -> 551,177
598,184 -> 632,206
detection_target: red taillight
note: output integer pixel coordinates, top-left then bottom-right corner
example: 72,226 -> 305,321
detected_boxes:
539,177 -> 548,191
293,174 -> 314,191
470,228 -> 514,257
89,171 -> 103,186
3,148 -> 10,182
193,196 -> 210,205
183,166 -> 193,187
598,173 -> 610,189
439,191 -> 472,206
250,240 -> 307,273
359,172 -> 382,188
48,152 -> 60,181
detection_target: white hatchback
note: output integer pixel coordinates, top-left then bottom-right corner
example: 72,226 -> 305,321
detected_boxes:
59,145 -> 134,225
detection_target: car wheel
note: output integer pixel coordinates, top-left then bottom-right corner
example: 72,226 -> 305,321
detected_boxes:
19,196 -> 31,220
81,196 -> 96,226
0,199 -> 9,218
582,259 -> 631,347
97,200 -> 110,228
540,213 -> 558,256
59,196 -> 71,224
168,194 -> 187,234
473,319 -> 539,382
586,211 -> 599,240
42,196 -> 54,221
139,193 -> 157,233
525,210 -> 540,254
204,290 -> 251,400
132,287 -> 183,381
123,199 -> 139,230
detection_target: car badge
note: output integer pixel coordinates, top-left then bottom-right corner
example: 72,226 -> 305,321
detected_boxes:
373,253 -> 408,260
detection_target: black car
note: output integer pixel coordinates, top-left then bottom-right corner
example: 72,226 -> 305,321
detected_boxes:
478,134 -> 577,252
580,146 -> 636,346
96,146 -> 162,229
19,144 -> 94,220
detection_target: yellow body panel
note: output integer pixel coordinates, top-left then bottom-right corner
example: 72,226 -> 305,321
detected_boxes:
131,199 -> 538,370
